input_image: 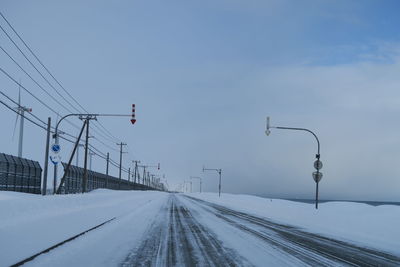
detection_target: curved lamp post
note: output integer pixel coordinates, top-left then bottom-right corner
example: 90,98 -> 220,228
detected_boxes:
265,116 -> 323,209
54,110 -> 136,194
203,166 -> 222,197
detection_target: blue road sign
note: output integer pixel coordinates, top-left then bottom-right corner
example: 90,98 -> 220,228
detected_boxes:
51,144 -> 61,153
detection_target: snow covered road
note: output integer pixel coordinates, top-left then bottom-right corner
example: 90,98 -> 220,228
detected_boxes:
122,194 -> 400,266
2,191 -> 400,267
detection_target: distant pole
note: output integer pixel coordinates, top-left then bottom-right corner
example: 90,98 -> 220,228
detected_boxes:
142,166 -> 146,185
117,142 -> 127,189
42,117 -> 51,195
82,119 -> 90,193
133,160 -> 140,184
106,152 -> 110,175
217,170 -> 222,197
203,167 -> 222,197
128,167 -> 131,182
106,152 -> 109,188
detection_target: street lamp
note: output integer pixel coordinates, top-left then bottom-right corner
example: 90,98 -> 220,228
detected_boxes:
203,166 -> 222,197
265,116 -> 323,209
190,176 -> 202,193
54,107 -> 136,194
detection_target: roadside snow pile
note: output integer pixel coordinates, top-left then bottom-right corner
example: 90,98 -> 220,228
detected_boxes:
187,192 -> 400,255
0,190 -> 168,267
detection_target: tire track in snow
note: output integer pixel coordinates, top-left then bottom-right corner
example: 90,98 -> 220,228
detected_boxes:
121,194 -> 252,267
184,195 -> 400,267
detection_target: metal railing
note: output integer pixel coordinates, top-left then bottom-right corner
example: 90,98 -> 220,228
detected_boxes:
60,163 -> 157,194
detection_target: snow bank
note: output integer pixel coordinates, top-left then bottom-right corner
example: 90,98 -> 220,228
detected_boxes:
187,192 -> 400,255
0,190 -> 168,267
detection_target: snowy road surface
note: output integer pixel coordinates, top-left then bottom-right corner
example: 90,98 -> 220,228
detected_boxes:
2,191 -> 400,267
122,194 -> 400,266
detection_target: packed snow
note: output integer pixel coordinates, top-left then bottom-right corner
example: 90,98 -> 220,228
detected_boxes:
0,190 -> 169,267
0,190 -> 399,267
187,192 -> 400,255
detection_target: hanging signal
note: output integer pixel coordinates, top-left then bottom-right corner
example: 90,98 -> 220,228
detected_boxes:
131,104 -> 136,125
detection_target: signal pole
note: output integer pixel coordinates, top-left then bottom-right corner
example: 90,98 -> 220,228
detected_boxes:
117,142 -> 127,189
53,107 -> 136,194
265,116 -> 322,209
203,166 -> 222,197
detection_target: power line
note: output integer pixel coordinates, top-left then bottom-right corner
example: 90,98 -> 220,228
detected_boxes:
0,22 -> 80,113
0,12 -> 123,145
0,16 -> 118,145
2,92 -> 135,177
0,95 -> 132,174
0,12 -> 135,174
0,45 -> 76,114
0,66 -> 81,130
0,11 -> 89,114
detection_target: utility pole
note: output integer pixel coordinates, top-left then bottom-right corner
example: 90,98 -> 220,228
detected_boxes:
141,166 -> 146,185
133,160 -> 140,184
117,142 -> 127,189
53,110 -> 135,194
82,118 -> 90,193
105,152 -> 109,188
138,163 -> 160,187
203,166 -> 222,197
128,167 -> 131,182
42,117 -> 51,195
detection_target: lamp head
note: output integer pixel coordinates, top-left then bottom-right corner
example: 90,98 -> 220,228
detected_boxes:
265,116 -> 271,136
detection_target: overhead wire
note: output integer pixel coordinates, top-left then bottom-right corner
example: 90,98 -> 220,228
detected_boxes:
0,66 -> 81,130
0,12 -> 140,178
0,89 -> 131,175
0,23 -> 80,113
0,13 -> 123,145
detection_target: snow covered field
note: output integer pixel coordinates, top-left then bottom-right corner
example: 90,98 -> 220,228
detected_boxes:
1,190 -> 399,267
187,192 -> 400,256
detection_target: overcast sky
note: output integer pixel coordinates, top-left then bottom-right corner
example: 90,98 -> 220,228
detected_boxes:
1,0 -> 400,201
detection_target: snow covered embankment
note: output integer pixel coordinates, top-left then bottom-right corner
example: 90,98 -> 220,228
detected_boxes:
187,192 -> 400,256
0,190 -> 168,267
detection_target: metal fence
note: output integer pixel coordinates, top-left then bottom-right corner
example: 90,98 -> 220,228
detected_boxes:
61,163 -> 156,194
0,153 -> 42,194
